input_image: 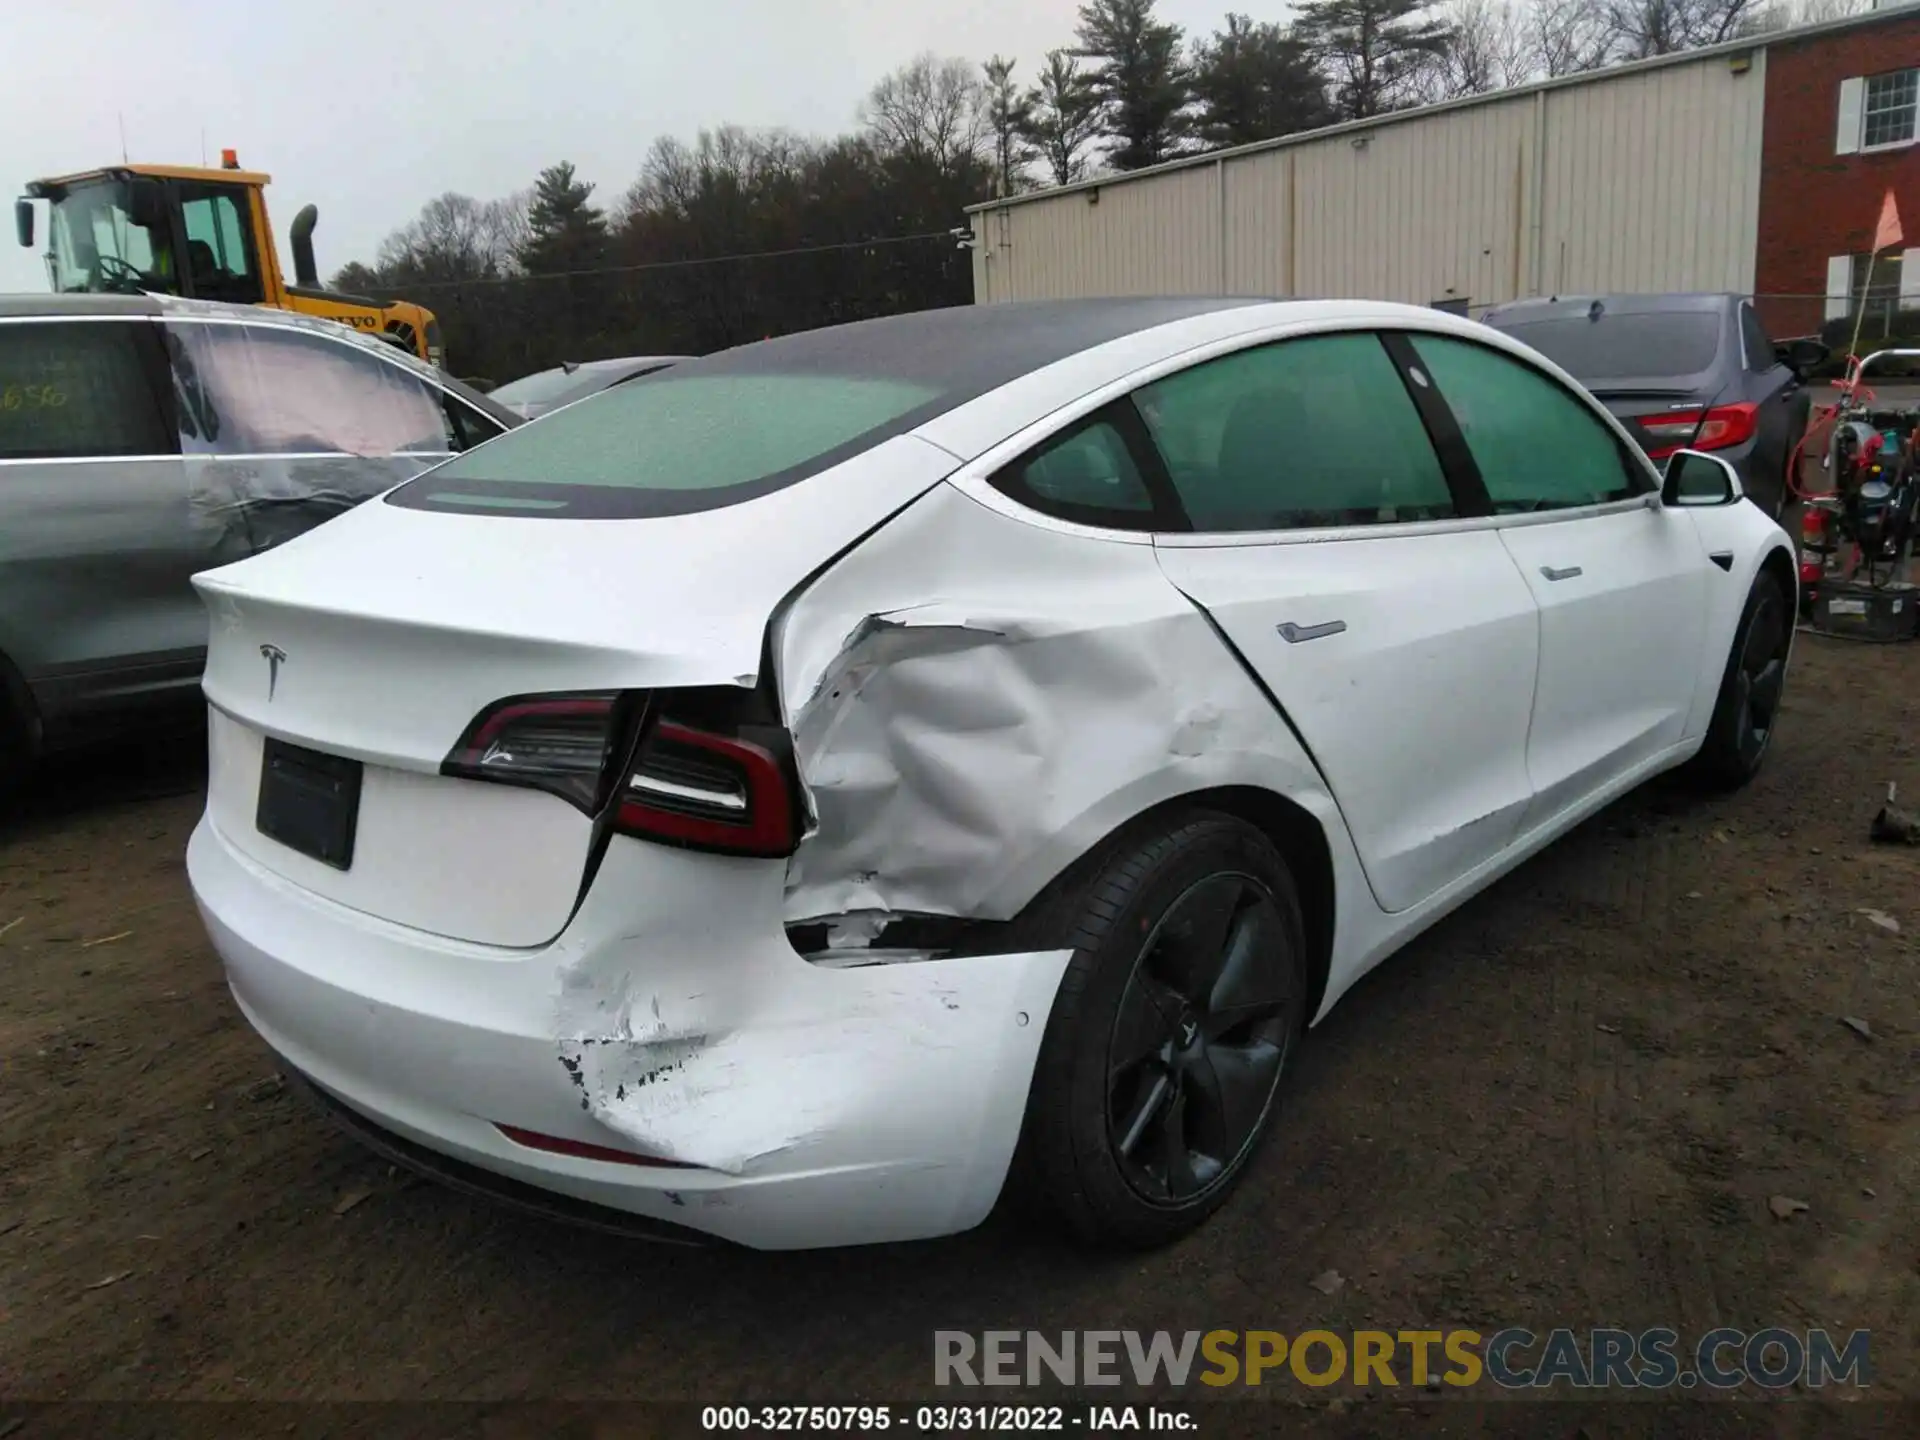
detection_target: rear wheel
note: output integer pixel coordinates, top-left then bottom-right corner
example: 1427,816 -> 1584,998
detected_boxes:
1686,570 -> 1791,791
1017,813 -> 1308,1248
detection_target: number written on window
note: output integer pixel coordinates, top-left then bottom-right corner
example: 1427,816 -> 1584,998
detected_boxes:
0,321 -> 173,460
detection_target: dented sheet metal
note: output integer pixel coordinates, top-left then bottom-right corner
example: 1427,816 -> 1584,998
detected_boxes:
187,454 -> 409,563
542,841 -> 1070,1245
776,481 -> 1331,926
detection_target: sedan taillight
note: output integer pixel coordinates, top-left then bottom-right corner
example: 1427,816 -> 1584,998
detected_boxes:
1639,402 -> 1759,459
443,687 -> 801,857
441,693 -> 618,812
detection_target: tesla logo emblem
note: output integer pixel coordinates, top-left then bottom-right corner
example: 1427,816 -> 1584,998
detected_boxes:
1179,1017 -> 1200,1047
259,644 -> 287,701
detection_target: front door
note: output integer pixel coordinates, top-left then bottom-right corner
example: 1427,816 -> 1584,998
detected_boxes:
1403,331 -> 1708,832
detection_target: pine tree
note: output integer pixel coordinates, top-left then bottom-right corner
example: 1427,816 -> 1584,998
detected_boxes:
1190,14 -> 1332,149
515,162 -> 608,276
1020,51 -> 1105,187
1075,0 -> 1192,171
1295,0 -> 1453,119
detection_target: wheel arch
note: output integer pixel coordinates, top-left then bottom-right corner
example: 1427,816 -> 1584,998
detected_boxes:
1007,782 -> 1338,1024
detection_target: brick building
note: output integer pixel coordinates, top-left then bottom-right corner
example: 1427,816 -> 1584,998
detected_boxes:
967,3 -> 1920,349
1757,3 -> 1920,338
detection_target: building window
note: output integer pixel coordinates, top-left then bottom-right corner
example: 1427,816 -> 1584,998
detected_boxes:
1863,68 -> 1918,149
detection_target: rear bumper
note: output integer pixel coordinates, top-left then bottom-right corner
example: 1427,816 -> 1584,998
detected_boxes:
187,813 -> 1071,1250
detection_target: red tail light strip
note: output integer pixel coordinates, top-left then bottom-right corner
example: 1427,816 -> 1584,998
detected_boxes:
495,1123 -> 701,1170
1640,403 -> 1759,460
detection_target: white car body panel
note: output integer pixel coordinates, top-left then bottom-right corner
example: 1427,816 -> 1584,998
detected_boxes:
189,813 -> 1069,1250
1155,526 -> 1540,915
1497,500 -> 1710,833
183,296 -> 1799,1248
775,480 -> 1339,925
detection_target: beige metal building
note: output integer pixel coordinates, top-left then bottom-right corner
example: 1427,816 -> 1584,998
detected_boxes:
966,34 -> 1780,311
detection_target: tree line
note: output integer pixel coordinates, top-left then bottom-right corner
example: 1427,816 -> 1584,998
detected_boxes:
337,0 -> 1869,384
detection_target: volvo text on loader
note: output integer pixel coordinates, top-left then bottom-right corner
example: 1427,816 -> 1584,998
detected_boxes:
15,150 -> 442,365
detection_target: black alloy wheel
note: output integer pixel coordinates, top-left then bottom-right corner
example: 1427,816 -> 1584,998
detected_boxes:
1106,872 -> 1296,1204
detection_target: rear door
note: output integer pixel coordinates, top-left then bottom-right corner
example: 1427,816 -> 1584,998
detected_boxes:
0,317 -> 199,712
1404,332 -> 1709,832
1144,330 -> 1542,914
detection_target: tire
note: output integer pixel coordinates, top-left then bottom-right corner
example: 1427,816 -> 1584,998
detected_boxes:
1015,812 -> 1308,1249
1686,569 -> 1792,792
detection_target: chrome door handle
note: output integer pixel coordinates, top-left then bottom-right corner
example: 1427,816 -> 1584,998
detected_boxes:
1540,565 -> 1583,582
1278,620 -> 1347,643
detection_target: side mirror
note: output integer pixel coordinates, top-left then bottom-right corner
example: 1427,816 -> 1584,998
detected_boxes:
125,178 -> 166,230
1663,449 -> 1744,507
1777,336 -> 1829,378
14,197 -> 33,249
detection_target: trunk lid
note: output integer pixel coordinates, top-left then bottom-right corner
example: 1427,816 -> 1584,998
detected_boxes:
194,436 -> 955,947
1586,387 -> 1706,454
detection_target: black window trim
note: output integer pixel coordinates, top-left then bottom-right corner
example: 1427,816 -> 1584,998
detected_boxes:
1394,326 -> 1659,507
1377,329 -> 1491,519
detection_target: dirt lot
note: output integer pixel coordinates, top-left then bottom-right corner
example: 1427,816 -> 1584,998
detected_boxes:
2,634 -> 1918,1435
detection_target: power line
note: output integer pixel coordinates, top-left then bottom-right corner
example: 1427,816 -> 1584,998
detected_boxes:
376,228 -> 965,293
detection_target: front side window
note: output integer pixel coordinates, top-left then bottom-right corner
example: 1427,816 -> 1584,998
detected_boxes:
1864,68 -> 1918,149
177,185 -> 264,305
1410,334 -> 1644,511
1133,332 -> 1455,531
168,322 -> 456,457
0,321 -> 173,461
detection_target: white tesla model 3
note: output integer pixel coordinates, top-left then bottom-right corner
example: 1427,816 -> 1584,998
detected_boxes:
186,298 -> 1796,1250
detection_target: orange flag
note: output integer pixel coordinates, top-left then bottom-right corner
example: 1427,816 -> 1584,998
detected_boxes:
1873,188 -> 1904,253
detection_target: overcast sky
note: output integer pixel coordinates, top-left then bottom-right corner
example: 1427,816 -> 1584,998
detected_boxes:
2,0 -> 1270,294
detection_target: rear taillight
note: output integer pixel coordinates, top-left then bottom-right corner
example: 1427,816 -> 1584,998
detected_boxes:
441,693 -> 617,811
444,687 -> 800,857
1640,403 -> 1759,459
615,720 -> 798,858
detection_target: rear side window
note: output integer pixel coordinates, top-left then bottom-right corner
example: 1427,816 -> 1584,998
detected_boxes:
997,411 -> 1157,525
1134,332 -> 1455,531
1410,334 -> 1644,511
389,372 -> 943,518
0,320 -> 173,461
168,322 -> 457,457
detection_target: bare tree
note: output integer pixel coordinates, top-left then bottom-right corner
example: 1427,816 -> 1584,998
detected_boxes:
372,192 -> 526,282
860,54 -> 987,172
1433,0 -> 1534,96
1529,0 -> 1613,75
982,56 -> 1036,196
1021,50 -> 1105,186
1600,0 -> 1762,58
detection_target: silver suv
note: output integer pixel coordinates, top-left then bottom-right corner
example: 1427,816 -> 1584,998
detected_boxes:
0,293 -> 519,788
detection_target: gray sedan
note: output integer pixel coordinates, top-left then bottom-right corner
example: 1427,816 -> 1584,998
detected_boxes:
488,355 -> 689,419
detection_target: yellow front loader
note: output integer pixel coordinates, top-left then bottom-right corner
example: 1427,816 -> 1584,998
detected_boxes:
16,150 -> 442,365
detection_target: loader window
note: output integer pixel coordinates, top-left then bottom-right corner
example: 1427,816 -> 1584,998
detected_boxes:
177,186 -> 264,305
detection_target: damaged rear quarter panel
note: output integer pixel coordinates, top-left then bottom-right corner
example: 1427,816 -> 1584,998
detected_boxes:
774,481 -> 1341,926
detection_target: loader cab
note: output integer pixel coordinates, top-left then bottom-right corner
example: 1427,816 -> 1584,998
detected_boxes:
23,167 -> 279,308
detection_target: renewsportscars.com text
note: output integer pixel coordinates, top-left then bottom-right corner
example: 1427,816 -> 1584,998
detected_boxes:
933,1328 -> 1871,1391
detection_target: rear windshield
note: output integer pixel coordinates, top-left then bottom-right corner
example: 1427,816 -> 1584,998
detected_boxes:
387,371 -> 944,518
1490,312 -> 1722,383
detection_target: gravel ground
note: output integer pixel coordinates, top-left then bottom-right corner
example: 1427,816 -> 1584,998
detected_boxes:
1,634 -> 1917,1438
